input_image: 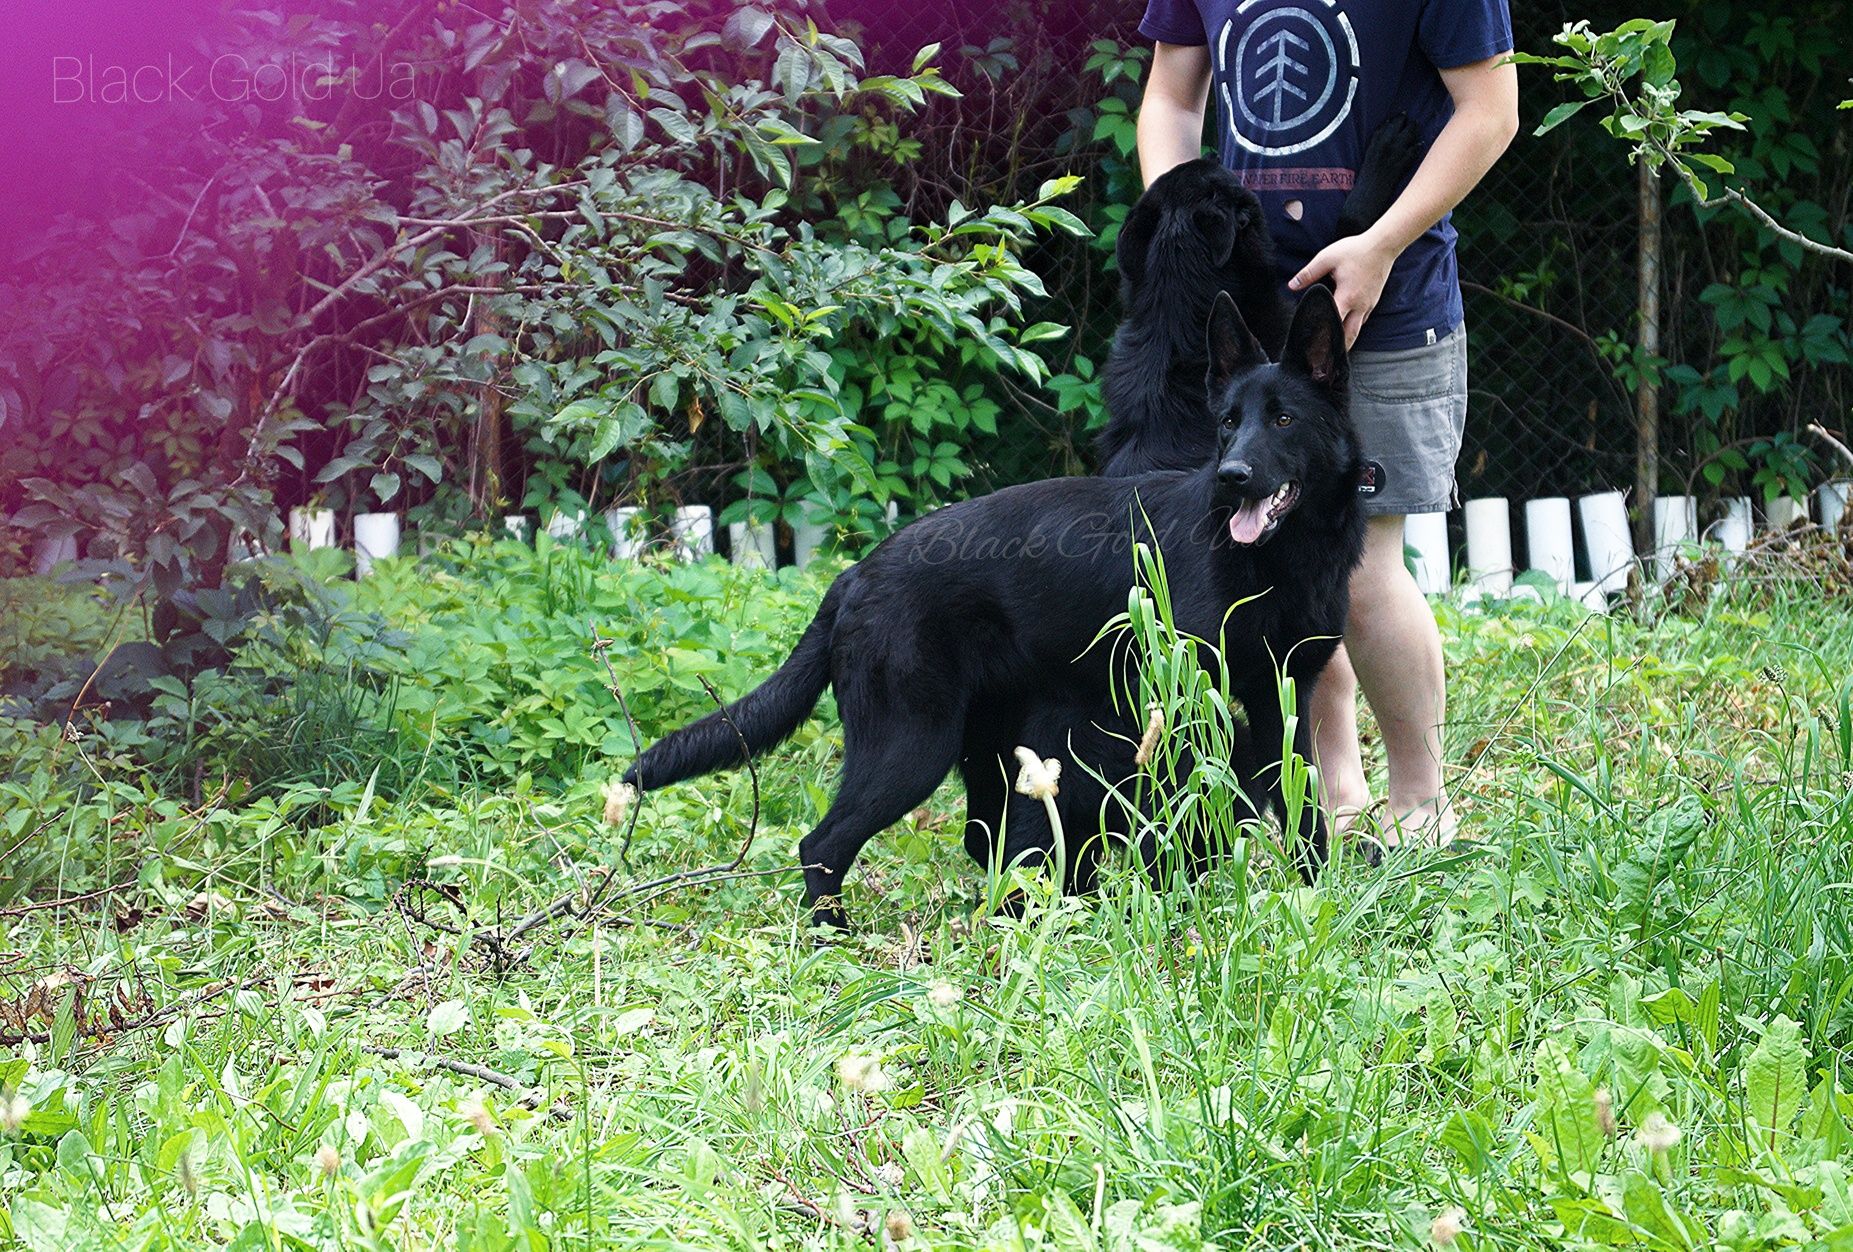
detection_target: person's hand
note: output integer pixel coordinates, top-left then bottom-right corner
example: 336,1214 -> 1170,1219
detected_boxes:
1287,231 -> 1400,348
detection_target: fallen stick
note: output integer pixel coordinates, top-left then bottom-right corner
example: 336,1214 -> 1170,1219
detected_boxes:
365,1046 -> 558,1113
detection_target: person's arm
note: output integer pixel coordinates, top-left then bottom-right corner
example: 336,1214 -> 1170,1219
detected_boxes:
1288,53 -> 1520,346
1136,41 -> 1211,187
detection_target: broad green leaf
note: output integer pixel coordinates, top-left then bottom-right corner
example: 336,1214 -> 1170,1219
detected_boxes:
1534,1038 -> 1604,1177
427,999 -> 470,1037
1536,99 -> 1593,135
1745,1016 -> 1807,1152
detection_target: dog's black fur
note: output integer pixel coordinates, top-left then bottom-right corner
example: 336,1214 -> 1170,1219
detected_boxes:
1100,116 -> 1422,476
626,288 -> 1367,927
957,117 -> 1425,874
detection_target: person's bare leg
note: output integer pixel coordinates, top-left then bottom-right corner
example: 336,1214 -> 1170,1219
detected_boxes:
1312,515 -> 1452,844
1311,643 -> 1369,826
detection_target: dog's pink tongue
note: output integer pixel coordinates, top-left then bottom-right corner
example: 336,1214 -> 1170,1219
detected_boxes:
1229,498 -> 1271,545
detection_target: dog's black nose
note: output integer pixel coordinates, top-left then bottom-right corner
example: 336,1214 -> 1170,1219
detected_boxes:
1218,460 -> 1253,490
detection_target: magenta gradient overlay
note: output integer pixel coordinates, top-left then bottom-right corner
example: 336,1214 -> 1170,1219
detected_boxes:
1,1 -> 238,264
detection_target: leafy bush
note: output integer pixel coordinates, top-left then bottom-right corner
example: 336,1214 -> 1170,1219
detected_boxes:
2,1 -> 1084,619
351,538 -> 839,786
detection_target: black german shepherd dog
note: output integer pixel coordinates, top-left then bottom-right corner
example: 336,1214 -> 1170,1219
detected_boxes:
626,287 -> 1366,927
957,119 -> 1424,882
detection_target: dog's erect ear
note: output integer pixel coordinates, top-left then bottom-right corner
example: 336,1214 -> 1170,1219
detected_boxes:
1116,192 -> 1162,301
1206,290 -> 1268,392
1281,285 -> 1348,396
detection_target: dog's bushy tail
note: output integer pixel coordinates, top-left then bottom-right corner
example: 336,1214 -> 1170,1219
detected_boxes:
623,581 -> 843,792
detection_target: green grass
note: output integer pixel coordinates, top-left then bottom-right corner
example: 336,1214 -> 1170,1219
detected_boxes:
3,546 -> 1853,1250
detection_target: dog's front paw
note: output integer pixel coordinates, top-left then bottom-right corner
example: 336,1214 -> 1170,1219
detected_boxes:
807,894 -> 851,934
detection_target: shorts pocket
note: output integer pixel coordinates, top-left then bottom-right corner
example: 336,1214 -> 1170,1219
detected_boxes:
1350,324 -> 1463,404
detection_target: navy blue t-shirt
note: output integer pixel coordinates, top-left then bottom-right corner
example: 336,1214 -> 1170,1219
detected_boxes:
1139,0 -> 1512,351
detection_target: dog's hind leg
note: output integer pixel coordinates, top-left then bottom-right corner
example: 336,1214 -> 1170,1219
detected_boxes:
801,716 -> 964,929
958,752 -> 1009,871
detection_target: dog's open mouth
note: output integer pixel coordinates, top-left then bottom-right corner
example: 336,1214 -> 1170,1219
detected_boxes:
1228,481 -> 1300,546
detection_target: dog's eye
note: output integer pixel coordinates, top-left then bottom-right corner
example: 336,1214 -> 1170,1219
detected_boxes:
1273,413 -> 1294,428
1221,414 -> 1239,429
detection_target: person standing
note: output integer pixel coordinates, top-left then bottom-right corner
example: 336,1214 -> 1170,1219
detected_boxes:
1134,0 -> 1518,845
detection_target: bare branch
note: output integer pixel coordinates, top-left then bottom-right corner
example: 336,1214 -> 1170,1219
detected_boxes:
1668,161 -> 1853,265
1806,423 -> 1853,474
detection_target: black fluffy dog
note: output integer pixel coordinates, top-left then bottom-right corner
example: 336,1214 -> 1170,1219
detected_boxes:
958,119 -> 1424,881
626,288 -> 1367,927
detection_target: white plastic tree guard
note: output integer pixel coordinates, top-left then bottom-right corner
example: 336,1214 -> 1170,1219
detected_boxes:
1403,512 -> 1451,596
1462,497 -> 1512,595
1577,491 -> 1633,594
353,512 -> 401,577
672,505 -> 714,561
1817,481 -> 1849,536
502,514 -> 533,542
545,509 -> 586,541
1524,497 -> 1575,593
1710,497 -> 1753,554
1652,495 -> 1697,581
793,507 -> 829,566
729,520 -> 776,569
31,534 -> 79,574
1571,581 -> 1609,613
604,506 -> 645,559
289,507 -> 336,550
1766,496 -> 1809,529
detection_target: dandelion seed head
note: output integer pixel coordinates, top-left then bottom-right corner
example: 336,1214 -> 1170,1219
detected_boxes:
1639,1110 -> 1682,1152
1594,1087 -> 1617,1137
836,1052 -> 891,1094
601,779 -> 637,828
1429,1205 -> 1466,1246
885,1209 -> 916,1242
927,981 -> 962,1008
1012,747 -> 1061,800
314,1144 -> 341,1177
462,1099 -> 496,1136
0,1094 -> 30,1133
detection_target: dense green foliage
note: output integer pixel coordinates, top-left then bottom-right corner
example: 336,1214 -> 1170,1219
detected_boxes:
2,7 -> 1849,1240
5,1 -> 1846,592
0,1 -> 1084,602
5,550 -> 1853,1247
1513,9 -> 1851,504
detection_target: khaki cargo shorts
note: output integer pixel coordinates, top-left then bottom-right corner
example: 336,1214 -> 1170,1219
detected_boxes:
1350,321 -> 1468,517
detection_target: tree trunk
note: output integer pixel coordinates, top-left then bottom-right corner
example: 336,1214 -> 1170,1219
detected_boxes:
1634,160 -> 1662,553
469,242 -> 507,517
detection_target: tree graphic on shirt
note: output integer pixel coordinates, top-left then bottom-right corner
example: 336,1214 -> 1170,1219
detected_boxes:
1253,27 -> 1311,127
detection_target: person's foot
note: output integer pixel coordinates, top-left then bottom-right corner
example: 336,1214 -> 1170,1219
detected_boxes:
1378,797 -> 1461,851
1331,800 -> 1386,864
1340,797 -> 1463,863
1330,800 -> 1382,841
